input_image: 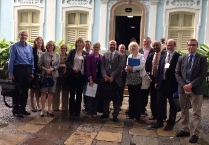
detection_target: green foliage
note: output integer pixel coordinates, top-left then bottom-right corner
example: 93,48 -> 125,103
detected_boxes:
54,38 -> 75,53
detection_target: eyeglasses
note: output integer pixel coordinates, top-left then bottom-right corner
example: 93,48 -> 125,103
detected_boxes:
187,44 -> 197,46
153,45 -> 160,47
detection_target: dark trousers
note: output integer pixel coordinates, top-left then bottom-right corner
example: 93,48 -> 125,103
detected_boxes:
128,84 -> 143,119
119,72 -> 127,105
141,88 -> 150,112
86,96 -> 99,115
156,81 -> 176,126
150,76 -> 157,118
103,99 -> 121,117
13,65 -> 31,113
69,75 -> 85,115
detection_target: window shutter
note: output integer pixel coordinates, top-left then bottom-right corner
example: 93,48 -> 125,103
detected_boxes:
168,31 -> 179,49
30,29 -> 39,40
181,31 -> 193,50
78,29 -> 87,41
67,29 -> 76,45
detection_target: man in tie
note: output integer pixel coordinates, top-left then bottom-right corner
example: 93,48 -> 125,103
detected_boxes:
145,40 -> 165,120
151,39 -> 181,131
101,40 -> 123,122
175,39 -> 208,143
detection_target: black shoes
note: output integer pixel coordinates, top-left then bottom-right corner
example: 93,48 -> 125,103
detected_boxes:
112,117 -> 118,122
176,130 -> 190,137
163,124 -> 174,131
100,114 -> 109,119
189,135 -> 199,143
47,111 -> 54,117
21,110 -> 31,115
151,122 -> 163,128
13,112 -> 23,118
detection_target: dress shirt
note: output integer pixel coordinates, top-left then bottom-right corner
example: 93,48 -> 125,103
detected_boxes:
143,48 -> 150,60
8,41 -> 34,76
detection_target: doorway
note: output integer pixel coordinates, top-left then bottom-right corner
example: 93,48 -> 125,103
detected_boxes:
115,16 -> 141,50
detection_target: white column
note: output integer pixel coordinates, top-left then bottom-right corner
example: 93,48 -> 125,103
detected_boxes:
100,0 -> 108,51
148,0 -> 159,41
45,0 -> 56,41
204,2 -> 209,44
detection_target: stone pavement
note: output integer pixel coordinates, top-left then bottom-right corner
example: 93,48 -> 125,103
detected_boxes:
0,97 -> 209,145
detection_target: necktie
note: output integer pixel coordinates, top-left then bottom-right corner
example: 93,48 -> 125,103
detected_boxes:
166,54 -> 170,63
186,55 -> 193,82
152,53 -> 159,77
110,53 -> 113,61
163,54 -> 171,80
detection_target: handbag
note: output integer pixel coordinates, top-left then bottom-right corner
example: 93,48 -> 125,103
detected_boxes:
141,73 -> 152,89
99,81 -> 119,101
40,76 -> 55,88
1,81 -> 21,108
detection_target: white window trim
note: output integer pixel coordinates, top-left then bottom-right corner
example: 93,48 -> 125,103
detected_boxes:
61,6 -> 94,42
13,5 -> 44,41
164,7 -> 202,41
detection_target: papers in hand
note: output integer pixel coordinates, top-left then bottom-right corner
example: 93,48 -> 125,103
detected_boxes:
128,58 -> 140,66
85,82 -> 98,97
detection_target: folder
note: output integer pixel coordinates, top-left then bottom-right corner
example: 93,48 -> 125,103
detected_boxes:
128,58 -> 140,66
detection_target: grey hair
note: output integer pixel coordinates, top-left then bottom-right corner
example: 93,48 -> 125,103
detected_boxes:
18,30 -> 28,37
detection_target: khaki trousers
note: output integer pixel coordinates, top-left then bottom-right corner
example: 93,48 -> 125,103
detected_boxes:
53,85 -> 69,110
179,93 -> 203,136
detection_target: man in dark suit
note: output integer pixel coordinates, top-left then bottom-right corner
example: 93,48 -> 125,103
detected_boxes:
139,37 -> 154,116
151,39 -> 181,131
101,40 -> 124,122
146,40 -> 165,120
175,39 -> 208,143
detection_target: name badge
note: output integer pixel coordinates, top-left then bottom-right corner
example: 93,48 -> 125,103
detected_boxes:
164,63 -> 170,69
78,56 -> 83,60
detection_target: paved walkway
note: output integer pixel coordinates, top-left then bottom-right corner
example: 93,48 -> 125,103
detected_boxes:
0,97 -> 209,145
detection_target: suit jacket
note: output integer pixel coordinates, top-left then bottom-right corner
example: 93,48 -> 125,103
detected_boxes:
86,53 -> 103,81
175,53 -> 208,95
155,51 -> 181,93
101,51 -> 123,87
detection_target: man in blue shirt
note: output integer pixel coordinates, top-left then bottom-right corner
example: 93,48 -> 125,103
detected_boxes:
8,30 -> 34,118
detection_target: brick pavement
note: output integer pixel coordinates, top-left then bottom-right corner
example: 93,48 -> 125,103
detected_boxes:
0,97 -> 208,145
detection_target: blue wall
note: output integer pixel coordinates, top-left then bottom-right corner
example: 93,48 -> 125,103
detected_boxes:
92,0 -> 100,45
155,0 -> 164,40
55,0 -> 61,41
198,0 -> 207,44
43,0 -> 47,41
0,0 -> 13,40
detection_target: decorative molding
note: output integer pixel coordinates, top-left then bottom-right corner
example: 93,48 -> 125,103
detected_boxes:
62,0 -> 93,5
107,0 -> 118,10
14,0 -> 44,4
166,0 -> 201,7
139,0 -> 150,12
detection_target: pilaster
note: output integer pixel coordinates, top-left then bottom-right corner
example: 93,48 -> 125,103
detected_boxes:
100,0 -> 108,50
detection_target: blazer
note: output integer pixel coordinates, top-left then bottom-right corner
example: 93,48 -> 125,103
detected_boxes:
175,53 -> 208,95
101,51 -> 123,87
33,47 -> 45,75
86,53 -> 103,81
155,51 -> 181,93
65,48 -> 88,75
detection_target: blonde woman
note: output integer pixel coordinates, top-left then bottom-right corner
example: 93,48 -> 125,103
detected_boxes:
39,41 -> 60,117
125,41 -> 146,121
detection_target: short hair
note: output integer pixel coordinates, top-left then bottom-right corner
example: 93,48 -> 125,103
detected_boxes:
109,40 -> 117,45
75,37 -> 85,49
46,41 -> 56,51
33,36 -> 45,52
118,44 -> 126,49
166,39 -> 176,46
85,40 -> 91,43
152,40 -> 161,47
144,37 -> 151,41
93,42 -> 100,48
128,41 -> 139,51
130,38 -> 136,42
59,44 -> 68,52
187,38 -> 198,46
18,30 -> 28,37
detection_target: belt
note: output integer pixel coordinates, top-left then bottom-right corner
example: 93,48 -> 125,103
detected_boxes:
15,64 -> 31,68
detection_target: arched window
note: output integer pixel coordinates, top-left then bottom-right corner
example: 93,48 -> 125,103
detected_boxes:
168,12 -> 194,51
66,11 -> 89,45
18,10 -> 40,40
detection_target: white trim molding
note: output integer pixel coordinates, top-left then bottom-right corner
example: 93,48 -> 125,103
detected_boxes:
164,0 -> 202,41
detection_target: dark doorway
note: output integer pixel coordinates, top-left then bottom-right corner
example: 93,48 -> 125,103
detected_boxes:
115,16 -> 141,50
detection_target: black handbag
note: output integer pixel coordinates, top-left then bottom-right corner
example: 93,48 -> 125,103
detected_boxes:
1,81 -> 20,108
40,76 -> 55,88
99,81 -> 119,101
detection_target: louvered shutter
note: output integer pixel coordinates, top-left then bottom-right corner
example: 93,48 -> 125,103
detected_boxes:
30,28 -> 39,40
66,29 -> 76,45
78,29 -> 87,41
168,31 -> 180,50
181,31 -> 193,50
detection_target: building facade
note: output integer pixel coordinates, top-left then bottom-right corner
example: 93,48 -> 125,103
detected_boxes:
0,0 -> 208,51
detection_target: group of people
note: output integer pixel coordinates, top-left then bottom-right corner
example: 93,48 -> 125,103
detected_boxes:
8,30 -> 207,144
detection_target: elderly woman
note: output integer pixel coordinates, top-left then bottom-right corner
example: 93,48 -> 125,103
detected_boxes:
85,42 -> 103,118
125,41 -> 146,121
53,44 -> 69,111
65,38 -> 88,116
29,36 -> 45,112
39,41 -> 60,117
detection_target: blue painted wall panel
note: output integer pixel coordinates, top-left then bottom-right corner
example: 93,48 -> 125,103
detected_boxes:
155,0 -> 164,40
198,0 -> 207,44
55,0 -> 61,41
92,0 -> 100,44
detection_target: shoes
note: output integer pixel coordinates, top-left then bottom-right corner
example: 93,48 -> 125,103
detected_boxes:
92,115 -> 97,118
151,122 -> 163,128
31,108 -> 37,112
13,112 -> 23,118
141,110 -> 148,116
149,116 -> 156,120
40,112 -> 44,117
112,117 -> 118,122
82,109 -> 87,114
176,130 -> 190,137
47,111 -> 54,117
100,114 -> 109,119
37,107 -> 41,111
164,124 -> 174,131
53,109 -> 59,112
21,110 -> 31,115
127,116 -> 134,119
189,135 -> 199,143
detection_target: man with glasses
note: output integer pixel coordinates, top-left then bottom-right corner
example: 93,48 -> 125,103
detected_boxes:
175,39 -> 208,143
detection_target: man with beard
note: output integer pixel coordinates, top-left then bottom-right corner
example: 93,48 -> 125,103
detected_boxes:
152,39 -> 181,131
101,40 -> 123,122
